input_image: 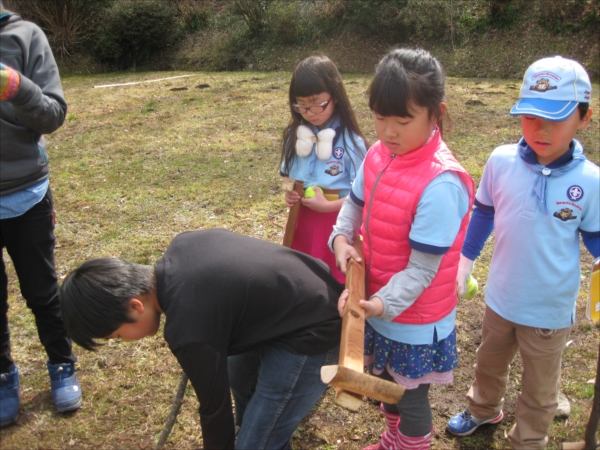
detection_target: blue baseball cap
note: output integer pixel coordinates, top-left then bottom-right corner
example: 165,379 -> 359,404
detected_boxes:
510,56 -> 592,122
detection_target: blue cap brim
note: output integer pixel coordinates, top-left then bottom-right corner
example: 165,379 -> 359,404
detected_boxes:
510,98 -> 578,122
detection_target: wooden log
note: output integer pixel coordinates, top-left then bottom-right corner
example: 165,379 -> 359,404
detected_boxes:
321,365 -> 405,405
282,179 -> 304,248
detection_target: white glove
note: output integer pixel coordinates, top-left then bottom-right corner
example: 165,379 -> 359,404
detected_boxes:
456,254 -> 475,297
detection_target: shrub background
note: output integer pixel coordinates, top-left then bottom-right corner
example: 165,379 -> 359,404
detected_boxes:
92,0 -> 180,69
4,0 -> 599,78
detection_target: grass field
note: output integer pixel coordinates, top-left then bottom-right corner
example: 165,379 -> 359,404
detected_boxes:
0,70 -> 599,449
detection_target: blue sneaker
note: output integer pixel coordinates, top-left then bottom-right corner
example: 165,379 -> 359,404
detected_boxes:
0,365 -> 20,427
47,362 -> 82,413
447,409 -> 503,436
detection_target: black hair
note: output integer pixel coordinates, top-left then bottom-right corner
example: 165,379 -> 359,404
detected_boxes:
578,102 -> 589,119
280,54 -> 368,175
369,48 -> 447,135
59,258 -> 155,351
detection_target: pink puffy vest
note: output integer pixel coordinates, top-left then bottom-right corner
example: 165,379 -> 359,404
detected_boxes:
361,129 -> 474,324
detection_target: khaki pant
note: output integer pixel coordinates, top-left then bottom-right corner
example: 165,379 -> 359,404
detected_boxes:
467,306 -> 571,449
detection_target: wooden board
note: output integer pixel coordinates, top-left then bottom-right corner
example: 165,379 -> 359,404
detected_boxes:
282,180 -> 304,248
335,238 -> 366,410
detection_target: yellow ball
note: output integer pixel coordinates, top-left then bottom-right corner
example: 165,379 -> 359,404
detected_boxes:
463,275 -> 479,299
304,185 -> 317,198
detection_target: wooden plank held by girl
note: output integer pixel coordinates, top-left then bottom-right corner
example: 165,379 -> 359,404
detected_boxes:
281,178 -> 304,248
322,237 -> 405,411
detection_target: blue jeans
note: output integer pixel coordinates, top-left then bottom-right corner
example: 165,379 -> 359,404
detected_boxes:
228,342 -> 339,450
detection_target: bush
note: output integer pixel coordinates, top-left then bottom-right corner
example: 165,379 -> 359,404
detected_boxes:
487,0 -> 520,29
338,0 -> 459,42
536,0 -> 600,33
5,0 -> 113,58
376,0 -> 457,42
265,1 -> 313,45
170,0 -> 213,34
232,0 -> 271,36
341,0 -> 408,36
308,0 -> 346,37
182,7 -> 212,33
190,10 -> 254,71
93,0 -> 181,69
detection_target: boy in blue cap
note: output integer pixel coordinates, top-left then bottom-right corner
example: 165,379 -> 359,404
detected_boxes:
446,56 -> 599,448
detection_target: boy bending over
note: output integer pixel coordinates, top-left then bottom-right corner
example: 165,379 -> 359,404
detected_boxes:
60,229 -> 343,449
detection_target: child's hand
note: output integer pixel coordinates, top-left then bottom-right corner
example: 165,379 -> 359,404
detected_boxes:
0,63 -> 21,101
301,186 -> 330,212
359,296 -> 384,319
333,235 -> 362,274
337,289 -> 349,316
456,254 -> 475,297
337,289 -> 384,319
285,189 -> 301,208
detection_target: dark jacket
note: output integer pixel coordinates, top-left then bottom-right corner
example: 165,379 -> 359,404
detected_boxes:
156,229 -> 343,449
0,10 -> 67,195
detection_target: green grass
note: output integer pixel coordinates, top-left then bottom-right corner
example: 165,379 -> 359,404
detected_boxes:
1,70 -> 599,449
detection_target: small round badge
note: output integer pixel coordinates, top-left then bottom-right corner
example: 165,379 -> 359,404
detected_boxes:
567,185 -> 583,201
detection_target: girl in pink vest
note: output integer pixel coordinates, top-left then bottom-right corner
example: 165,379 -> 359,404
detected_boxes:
280,55 -> 368,283
330,48 -> 475,450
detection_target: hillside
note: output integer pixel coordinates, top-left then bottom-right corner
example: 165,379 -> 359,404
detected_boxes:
6,0 -> 598,80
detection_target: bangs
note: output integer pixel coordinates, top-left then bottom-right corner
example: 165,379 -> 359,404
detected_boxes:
368,71 -> 414,118
290,68 -> 329,99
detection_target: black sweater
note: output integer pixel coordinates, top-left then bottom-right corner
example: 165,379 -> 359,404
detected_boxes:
155,229 -> 343,449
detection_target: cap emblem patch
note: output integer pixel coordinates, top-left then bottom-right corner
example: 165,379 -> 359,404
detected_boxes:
530,78 -> 557,93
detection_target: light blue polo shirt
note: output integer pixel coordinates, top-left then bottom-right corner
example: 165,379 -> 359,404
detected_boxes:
351,162 -> 470,345
478,140 -> 600,329
281,115 -> 366,198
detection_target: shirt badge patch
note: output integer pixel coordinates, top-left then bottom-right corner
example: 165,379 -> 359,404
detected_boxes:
333,147 -> 344,159
553,208 -> 577,222
325,165 -> 343,176
567,185 -> 583,201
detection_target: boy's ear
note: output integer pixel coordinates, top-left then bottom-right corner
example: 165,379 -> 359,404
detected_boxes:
128,298 -> 145,313
578,107 -> 593,130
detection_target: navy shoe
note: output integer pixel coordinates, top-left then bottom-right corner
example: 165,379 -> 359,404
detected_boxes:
447,409 -> 503,436
47,362 -> 82,413
0,365 -> 20,427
